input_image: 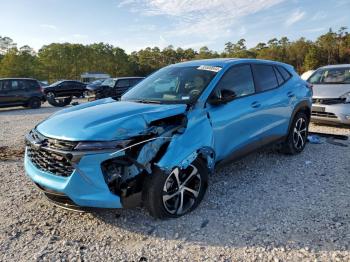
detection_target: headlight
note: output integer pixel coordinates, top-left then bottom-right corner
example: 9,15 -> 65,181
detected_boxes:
340,92 -> 350,103
74,140 -> 131,151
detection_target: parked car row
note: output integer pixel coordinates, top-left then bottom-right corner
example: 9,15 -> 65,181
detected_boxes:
0,76 -> 145,109
85,77 -> 144,101
1,65 -> 349,127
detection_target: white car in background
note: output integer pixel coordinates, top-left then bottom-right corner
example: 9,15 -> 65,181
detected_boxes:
307,65 -> 350,125
301,70 -> 315,80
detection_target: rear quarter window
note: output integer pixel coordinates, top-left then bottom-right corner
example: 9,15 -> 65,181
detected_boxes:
277,65 -> 292,81
251,64 -> 279,92
273,66 -> 285,86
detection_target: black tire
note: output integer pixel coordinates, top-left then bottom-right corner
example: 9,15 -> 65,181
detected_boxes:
47,95 -> 72,107
28,97 -> 42,109
281,112 -> 309,155
143,158 -> 208,219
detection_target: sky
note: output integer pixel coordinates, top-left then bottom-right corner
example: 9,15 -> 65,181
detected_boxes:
0,0 -> 349,53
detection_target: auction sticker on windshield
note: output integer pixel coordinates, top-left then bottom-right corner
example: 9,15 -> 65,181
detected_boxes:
197,65 -> 222,72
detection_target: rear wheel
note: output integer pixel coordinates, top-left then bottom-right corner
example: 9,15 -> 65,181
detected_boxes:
281,112 -> 309,154
28,97 -> 41,109
143,159 -> 208,219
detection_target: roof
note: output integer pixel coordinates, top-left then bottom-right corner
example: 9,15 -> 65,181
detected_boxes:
320,64 -> 350,69
172,58 -> 292,68
112,77 -> 145,80
81,72 -> 110,75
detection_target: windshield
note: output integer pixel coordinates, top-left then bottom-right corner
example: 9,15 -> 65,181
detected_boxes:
91,79 -> 103,84
121,66 -> 220,104
309,67 -> 350,84
102,78 -> 116,88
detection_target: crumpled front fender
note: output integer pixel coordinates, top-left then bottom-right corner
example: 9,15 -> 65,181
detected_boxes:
156,108 -> 215,172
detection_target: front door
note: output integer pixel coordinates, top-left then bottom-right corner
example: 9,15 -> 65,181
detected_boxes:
206,64 -> 263,161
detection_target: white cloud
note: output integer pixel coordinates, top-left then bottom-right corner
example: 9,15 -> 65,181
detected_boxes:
311,11 -> 326,21
119,0 -> 284,39
303,27 -> 326,33
285,9 -> 305,26
72,34 -> 88,39
40,24 -> 57,30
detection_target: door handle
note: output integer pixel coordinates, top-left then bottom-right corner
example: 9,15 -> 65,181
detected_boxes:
287,91 -> 295,98
251,101 -> 261,108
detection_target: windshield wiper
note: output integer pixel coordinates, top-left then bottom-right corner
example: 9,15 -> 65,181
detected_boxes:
131,99 -> 162,104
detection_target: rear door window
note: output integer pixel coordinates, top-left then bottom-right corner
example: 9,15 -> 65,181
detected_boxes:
116,79 -> 130,88
251,64 -> 279,92
130,78 -> 142,86
11,80 -> 20,90
25,80 -> 39,90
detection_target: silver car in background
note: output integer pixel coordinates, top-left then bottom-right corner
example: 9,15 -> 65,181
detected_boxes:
308,64 -> 350,125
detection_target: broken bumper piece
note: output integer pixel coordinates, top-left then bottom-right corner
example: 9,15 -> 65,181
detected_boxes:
24,148 -> 123,209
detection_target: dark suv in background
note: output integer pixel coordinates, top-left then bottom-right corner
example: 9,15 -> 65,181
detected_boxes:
0,78 -> 45,109
86,77 -> 144,100
43,80 -> 87,107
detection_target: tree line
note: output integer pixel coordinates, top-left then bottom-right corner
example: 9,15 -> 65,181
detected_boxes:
0,27 -> 349,83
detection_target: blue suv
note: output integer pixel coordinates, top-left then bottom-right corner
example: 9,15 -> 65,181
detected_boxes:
24,59 -> 312,218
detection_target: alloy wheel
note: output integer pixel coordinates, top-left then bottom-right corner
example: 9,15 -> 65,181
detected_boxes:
162,165 -> 202,215
293,117 -> 307,150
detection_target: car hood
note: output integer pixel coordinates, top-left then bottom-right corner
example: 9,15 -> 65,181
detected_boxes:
312,83 -> 350,98
37,98 -> 187,141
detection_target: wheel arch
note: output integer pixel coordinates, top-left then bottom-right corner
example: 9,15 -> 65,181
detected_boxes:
288,100 -> 311,132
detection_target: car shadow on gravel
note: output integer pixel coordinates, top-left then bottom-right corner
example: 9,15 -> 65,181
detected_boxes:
0,104 -> 61,116
91,142 -> 350,252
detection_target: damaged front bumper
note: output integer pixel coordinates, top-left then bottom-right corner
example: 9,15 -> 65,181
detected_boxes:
24,125 -> 177,209
25,147 -> 123,208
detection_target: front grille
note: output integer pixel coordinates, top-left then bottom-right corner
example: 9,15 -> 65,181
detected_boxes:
27,146 -> 75,177
45,139 -> 77,151
26,129 -> 78,177
28,129 -> 77,151
311,111 -> 338,119
312,98 -> 346,105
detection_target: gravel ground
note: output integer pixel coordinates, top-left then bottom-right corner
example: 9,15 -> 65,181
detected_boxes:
0,103 -> 349,261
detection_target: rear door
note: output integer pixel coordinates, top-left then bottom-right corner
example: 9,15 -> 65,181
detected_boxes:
249,63 -> 293,143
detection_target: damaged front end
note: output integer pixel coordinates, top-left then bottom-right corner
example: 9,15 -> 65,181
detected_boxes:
101,114 -> 186,207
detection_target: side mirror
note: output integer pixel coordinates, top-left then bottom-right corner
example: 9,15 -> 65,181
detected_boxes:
208,89 -> 236,105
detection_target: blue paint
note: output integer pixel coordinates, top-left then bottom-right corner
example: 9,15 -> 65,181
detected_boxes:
24,58 -> 312,209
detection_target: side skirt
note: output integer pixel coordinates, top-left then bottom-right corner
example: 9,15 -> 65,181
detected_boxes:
215,135 -> 286,169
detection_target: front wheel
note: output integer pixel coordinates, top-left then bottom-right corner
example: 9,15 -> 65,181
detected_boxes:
143,159 -> 208,219
281,112 -> 309,154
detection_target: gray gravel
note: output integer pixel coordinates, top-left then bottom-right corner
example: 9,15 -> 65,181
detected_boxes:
1,103 -> 350,261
